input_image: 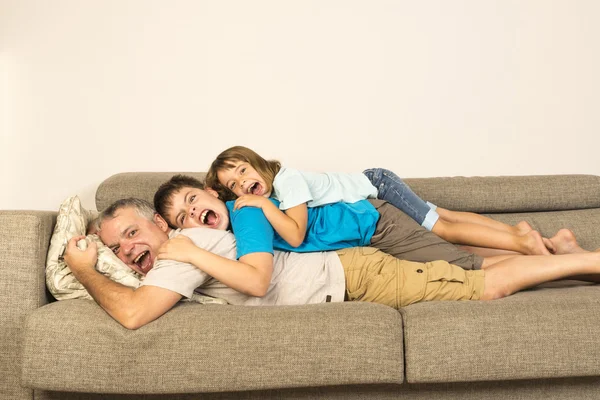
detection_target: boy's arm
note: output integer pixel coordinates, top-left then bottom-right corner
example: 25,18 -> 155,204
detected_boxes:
161,204 -> 281,298
64,237 -> 182,330
157,235 -> 273,297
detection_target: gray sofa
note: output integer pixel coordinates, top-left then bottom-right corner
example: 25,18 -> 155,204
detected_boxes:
3,173 -> 600,399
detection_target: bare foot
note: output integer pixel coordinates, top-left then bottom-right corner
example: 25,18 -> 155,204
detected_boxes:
523,230 -> 552,255
542,237 -> 556,254
515,221 -> 533,236
549,229 -> 587,254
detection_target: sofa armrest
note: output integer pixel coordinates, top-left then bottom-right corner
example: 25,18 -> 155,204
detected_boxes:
0,210 -> 56,399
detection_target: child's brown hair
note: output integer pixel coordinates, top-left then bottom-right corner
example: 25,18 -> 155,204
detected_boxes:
206,146 -> 281,201
154,174 -> 205,228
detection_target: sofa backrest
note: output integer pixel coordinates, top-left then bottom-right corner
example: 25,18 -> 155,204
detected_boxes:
96,172 -> 206,211
96,173 -> 600,214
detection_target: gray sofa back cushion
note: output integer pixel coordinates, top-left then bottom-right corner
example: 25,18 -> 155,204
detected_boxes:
96,172 -> 206,211
96,173 -> 600,214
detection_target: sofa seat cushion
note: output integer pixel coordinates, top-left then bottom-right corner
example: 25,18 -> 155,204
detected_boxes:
402,283 -> 600,383
22,300 -> 404,394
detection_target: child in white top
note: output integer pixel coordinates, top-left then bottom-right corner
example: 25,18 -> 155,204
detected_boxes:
205,146 -> 552,255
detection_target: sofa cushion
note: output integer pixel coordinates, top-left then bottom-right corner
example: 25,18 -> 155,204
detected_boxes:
95,173 -> 600,252
22,301 -> 404,393
96,173 -> 600,214
405,174 -> 600,213
401,283 -> 600,383
96,172 -> 207,211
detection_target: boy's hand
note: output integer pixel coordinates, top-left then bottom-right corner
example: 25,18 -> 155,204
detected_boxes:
157,235 -> 196,263
64,235 -> 98,273
233,194 -> 270,210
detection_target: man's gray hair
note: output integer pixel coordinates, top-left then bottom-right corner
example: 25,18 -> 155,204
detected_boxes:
97,198 -> 157,229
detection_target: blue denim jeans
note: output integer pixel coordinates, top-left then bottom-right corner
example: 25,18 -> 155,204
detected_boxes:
363,168 -> 439,231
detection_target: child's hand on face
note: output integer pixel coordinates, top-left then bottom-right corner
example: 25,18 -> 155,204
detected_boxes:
233,194 -> 270,211
157,235 -> 196,263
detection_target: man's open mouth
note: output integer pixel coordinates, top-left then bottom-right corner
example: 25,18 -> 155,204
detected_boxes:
200,209 -> 220,227
247,182 -> 263,196
134,250 -> 153,274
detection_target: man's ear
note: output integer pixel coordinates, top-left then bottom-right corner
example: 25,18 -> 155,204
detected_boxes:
153,213 -> 170,232
205,187 -> 220,198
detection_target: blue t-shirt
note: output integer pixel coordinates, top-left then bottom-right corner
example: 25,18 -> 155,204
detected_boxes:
227,199 -> 379,258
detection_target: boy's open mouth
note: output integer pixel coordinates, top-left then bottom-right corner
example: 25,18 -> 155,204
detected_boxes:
133,250 -> 153,274
200,209 -> 220,228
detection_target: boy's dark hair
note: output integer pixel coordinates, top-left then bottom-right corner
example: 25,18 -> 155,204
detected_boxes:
154,174 -> 205,228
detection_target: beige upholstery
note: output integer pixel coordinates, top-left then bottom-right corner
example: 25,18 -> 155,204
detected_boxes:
22,301 -> 403,393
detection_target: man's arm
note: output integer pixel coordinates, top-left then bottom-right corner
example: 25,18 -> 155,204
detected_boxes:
157,235 -> 273,297
64,236 -> 182,330
156,205 -> 279,298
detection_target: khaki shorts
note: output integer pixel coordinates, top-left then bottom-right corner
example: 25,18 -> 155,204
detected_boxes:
337,247 -> 485,309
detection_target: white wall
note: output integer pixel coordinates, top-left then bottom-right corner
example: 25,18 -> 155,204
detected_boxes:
2,0 -> 599,211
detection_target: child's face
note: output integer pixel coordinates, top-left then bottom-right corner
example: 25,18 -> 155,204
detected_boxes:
217,161 -> 271,198
165,187 -> 230,230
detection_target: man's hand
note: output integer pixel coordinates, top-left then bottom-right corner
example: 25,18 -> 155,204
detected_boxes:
157,235 -> 196,263
64,235 -> 98,274
233,194 -> 270,211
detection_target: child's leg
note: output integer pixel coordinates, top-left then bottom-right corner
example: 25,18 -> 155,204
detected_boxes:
481,251 -> 600,300
451,228 -> 587,263
432,218 -> 551,256
363,168 -> 532,238
363,168 -> 439,230
458,245 -> 520,258
363,168 -> 553,255
436,207 -> 532,236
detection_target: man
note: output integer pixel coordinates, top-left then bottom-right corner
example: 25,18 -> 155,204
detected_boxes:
65,198 -> 600,330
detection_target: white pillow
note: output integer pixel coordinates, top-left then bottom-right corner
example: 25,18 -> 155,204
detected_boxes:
46,196 -> 227,305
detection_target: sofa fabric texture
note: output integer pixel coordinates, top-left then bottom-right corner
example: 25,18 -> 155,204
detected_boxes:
402,283 -> 600,383
22,301 -> 403,393
0,211 -> 56,400
30,378 -> 600,400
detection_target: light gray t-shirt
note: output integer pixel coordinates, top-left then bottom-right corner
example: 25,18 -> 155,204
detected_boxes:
272,167 -> 378,210
141,228 -> 346,306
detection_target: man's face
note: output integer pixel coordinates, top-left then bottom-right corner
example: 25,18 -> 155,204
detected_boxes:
98,207 -> 169,275
165,187 -> 230,230
217,161 -> 271,198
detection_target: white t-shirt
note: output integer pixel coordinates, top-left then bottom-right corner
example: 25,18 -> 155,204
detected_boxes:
141,228 -> 346,306
272,167 -> 378,210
